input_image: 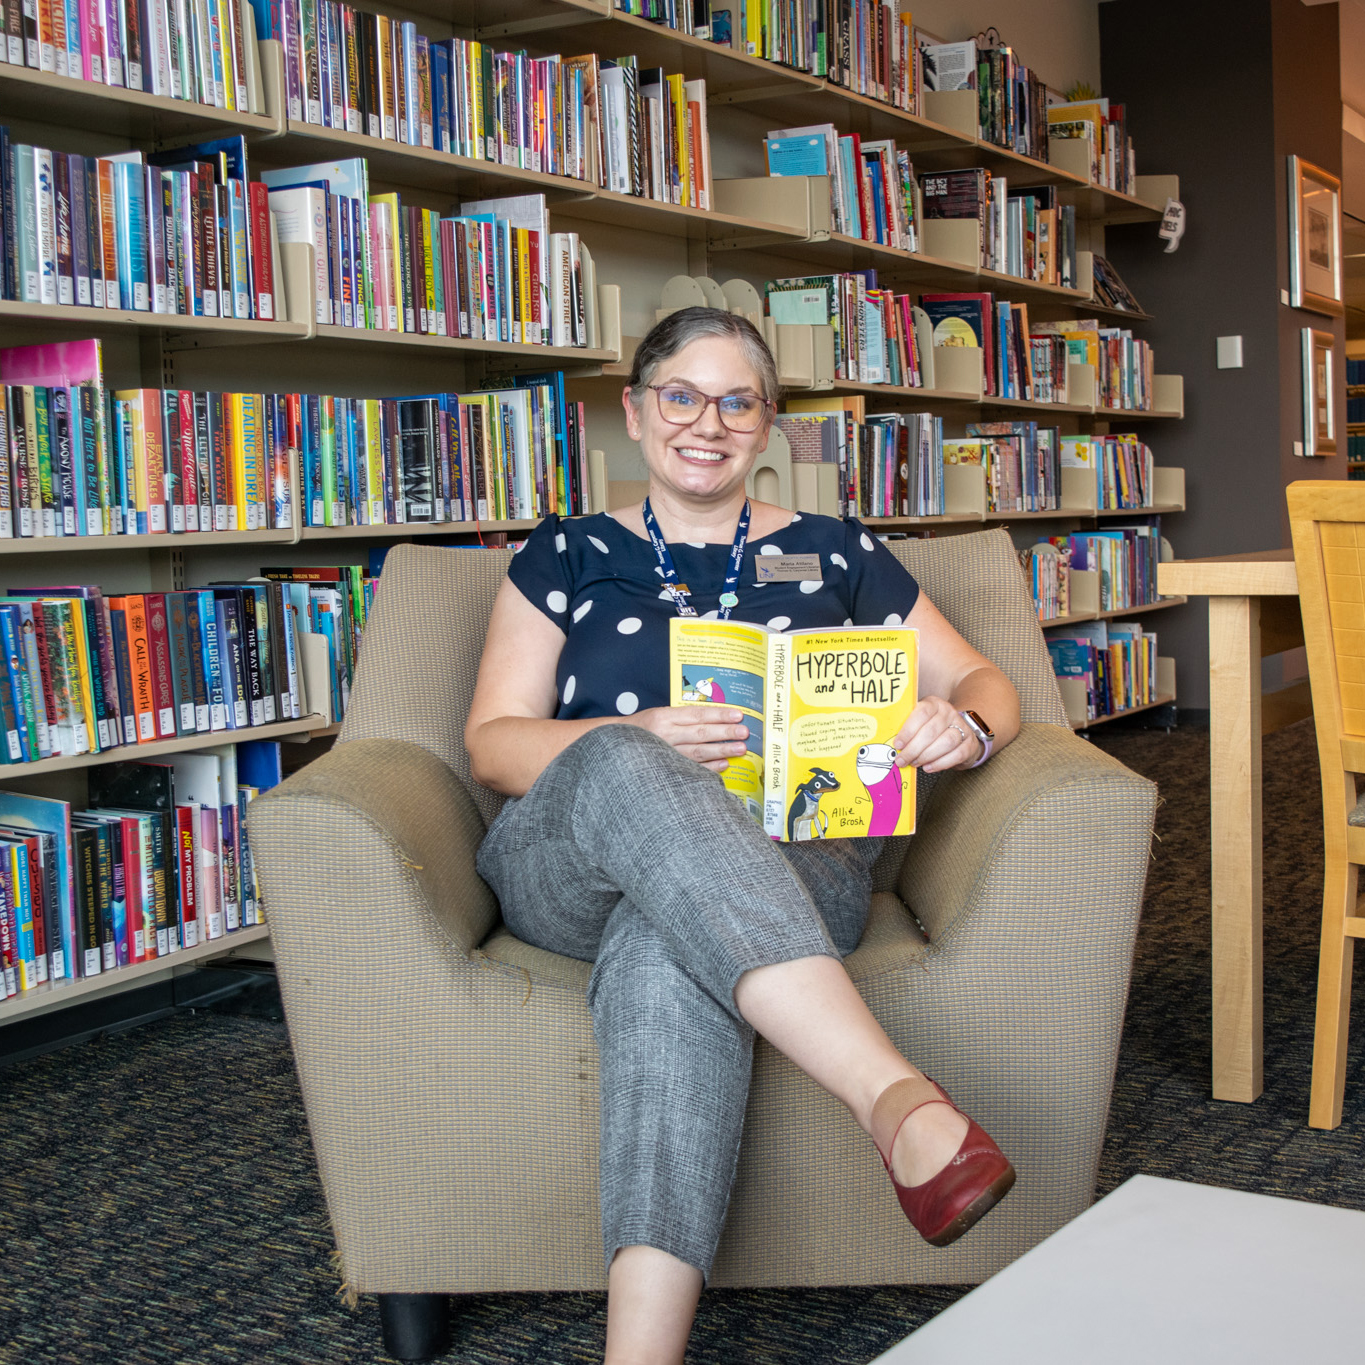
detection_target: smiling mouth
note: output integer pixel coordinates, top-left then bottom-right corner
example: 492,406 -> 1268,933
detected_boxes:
675,447 -> 728,463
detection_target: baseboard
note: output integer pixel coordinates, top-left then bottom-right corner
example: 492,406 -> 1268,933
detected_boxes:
0,965 -> 276,1069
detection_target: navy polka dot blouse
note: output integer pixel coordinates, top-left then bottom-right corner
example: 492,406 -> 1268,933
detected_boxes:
508,511 -> 922,721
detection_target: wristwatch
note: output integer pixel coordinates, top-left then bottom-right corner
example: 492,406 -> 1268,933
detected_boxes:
958,710 -> 994,768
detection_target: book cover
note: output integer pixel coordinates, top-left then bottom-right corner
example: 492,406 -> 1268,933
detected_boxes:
669,618 -> 918,841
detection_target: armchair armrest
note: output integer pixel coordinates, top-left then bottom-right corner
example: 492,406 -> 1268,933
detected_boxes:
899,723 -> 1156,948
248,737 -> 499,957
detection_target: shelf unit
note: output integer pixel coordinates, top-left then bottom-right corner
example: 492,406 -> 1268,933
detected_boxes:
0,0 -> 1185,1023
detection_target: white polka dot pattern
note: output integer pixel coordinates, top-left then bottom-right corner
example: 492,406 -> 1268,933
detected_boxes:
572,600 -> 593,623
799,580 -> 821,594
562,675 -> 576,704
616,692 -> 639,714
767,616 -> 791,631
588,535 -> 610,554
546,590 -> 567,613
884,612 -> 902,626
760,544 -> 783,555
860,533 -> 875,552
830,553 -> 848,569
617,617 -> 642,634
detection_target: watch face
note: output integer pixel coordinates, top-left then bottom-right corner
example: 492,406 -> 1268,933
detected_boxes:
963,710 -> 994,740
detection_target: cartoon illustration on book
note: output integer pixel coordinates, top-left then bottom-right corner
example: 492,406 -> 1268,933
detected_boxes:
670,619 -> 918,842
786,767 -> 841,841
855,743 -> 904,837
679,672 -> 727,704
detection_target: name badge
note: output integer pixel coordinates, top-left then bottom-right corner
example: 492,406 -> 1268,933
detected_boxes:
755,553 -> 823,583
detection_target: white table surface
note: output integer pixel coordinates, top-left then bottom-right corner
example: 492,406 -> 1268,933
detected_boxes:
874,1174 -> 1365,1363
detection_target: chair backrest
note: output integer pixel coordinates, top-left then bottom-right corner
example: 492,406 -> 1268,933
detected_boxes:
340,528 -> 1068,828
1288,481 -> 1365,825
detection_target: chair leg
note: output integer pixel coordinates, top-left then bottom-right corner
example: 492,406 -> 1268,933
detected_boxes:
378,1293 -> 452,1361
1309,856 -> 1357,1130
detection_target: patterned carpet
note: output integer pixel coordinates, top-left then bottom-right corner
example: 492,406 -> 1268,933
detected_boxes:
2,717 -> 1362,1365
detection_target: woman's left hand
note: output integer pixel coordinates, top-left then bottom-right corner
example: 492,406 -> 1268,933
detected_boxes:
890,696 -> 983,773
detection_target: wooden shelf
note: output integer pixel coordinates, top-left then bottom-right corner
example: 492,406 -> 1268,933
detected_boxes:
1073,691 -> 1177,731
1040,596 -> 1187,628
0,61 -> 282,139
986,504 -> 1183,522
299,519 -> 540,539
0,923 -> 271,1025
861,513 -> 985,527
311,324 -> 618,365
0,298 -> 310,343
0,528 -> 299,554
0,714 -> 330,783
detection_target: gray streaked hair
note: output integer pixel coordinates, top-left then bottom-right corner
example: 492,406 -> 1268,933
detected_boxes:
626,307 -> 781,407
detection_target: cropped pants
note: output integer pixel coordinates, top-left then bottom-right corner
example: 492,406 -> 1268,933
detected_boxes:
475,724 -> 881,1279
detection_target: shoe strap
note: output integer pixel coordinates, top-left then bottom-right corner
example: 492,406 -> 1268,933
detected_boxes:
870,1075 -> 957,1165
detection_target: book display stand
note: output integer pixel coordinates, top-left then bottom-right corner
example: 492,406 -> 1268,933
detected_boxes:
0,0 -> 1187,1017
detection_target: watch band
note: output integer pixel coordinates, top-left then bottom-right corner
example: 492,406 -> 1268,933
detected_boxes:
959,710 -> 994,768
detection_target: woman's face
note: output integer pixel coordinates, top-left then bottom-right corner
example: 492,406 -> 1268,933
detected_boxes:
622,335 -> 772,509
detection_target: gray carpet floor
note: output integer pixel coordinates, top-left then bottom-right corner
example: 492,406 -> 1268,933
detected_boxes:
2,717 -> 1362,1364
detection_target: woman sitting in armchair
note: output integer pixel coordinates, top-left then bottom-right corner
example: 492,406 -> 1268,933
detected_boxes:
465,308 -> 1021,1364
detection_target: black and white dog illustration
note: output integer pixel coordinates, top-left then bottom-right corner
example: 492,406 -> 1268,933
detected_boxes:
787,767 -> 841,841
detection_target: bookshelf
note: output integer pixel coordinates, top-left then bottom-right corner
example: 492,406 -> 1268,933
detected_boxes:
0,0 -> 1187,1021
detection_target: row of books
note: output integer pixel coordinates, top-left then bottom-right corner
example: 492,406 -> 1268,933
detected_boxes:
942,428 -> 1155,515
0,749 -> 278,997
1,130 -> 277,320
776,400 -> 944,518
944,422 -> 1062,515
921,168 -> 1079,289
0,582 -> 313,767
1047,98 -> 1137,197
0,340 -> 591,537
766,272 -> 925,387
0,339 -> 295,537
1047,620 -> 1160,722
0,0 -> 264,111
1347,358 -> 1365,386
270,175 -> 599,347
1027,524 -> 1163,621
292,375 -> 591,528
765,124 -> 917,252
1347,395 -> 1365,426
920,39 -> 1049,163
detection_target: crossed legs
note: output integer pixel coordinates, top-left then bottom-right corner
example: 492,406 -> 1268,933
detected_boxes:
476,725 -> 968,1363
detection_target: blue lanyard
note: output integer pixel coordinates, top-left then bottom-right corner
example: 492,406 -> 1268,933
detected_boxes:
642,497 -> 751,620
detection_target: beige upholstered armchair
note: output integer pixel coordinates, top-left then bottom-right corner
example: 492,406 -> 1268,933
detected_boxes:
248,528 -> 1156,1361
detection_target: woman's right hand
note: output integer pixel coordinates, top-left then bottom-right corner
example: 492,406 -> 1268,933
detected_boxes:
635,706 -> 750,773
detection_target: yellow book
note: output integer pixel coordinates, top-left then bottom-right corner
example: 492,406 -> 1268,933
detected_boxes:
668,73 -> 689,207
364,398 -> 384,524
227,393 -> 249,531
423,209 -> 437,332
217,0 -> 237,110
515,227 -> 532,345
469,41 -> 485,160
670,618 -> 918,840
368,193 -> 402,332
745,0 -> 761,56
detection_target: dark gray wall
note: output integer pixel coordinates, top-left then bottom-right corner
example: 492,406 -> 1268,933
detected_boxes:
1098,0 -> 1342,710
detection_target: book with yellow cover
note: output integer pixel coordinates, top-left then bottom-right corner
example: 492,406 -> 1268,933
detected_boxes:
670,618 -> 918,841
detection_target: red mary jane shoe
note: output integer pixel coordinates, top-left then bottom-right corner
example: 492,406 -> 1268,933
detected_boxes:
871,1076 -> 1016,1248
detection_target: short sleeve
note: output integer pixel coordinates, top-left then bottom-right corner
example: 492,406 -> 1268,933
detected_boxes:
506,514 -> 574,628
843,519 -> 920,627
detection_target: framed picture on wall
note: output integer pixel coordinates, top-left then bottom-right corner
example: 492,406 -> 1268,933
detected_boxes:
1288,155 -> 1345,316
1301,327 -> 1338,457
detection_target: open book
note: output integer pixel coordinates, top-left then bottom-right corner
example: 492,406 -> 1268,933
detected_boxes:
669,618 -> 919,841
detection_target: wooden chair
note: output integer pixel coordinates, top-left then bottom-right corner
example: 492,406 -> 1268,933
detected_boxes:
1288,481 -> 1365,1128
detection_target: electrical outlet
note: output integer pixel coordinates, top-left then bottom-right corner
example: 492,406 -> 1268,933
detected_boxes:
1216,336 -> 1244,369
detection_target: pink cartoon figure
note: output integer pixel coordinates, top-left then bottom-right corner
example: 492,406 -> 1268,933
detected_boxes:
856,742 -> 903,837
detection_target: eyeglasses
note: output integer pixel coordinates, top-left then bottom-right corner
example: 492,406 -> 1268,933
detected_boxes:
648,384 -> 774,434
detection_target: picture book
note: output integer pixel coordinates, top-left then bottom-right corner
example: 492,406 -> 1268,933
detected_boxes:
669,618 -> 918,842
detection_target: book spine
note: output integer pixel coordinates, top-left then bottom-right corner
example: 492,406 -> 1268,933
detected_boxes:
764,630 -> 791,839
176,804 -> 198,947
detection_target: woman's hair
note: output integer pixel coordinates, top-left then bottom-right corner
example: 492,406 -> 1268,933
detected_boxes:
625,307 -> 780,408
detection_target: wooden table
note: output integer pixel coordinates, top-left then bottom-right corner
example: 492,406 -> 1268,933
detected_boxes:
1157,550 -> 1307,1103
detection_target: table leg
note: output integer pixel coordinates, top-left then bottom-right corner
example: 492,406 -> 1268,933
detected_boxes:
1208,595 -> 1264,1102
